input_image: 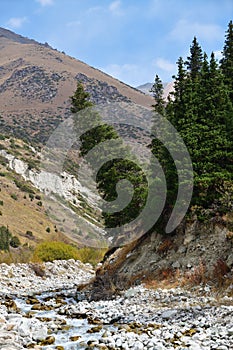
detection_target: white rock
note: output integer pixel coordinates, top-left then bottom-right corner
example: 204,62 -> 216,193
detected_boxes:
32,325 -> 48,341
161,309 -> 177,319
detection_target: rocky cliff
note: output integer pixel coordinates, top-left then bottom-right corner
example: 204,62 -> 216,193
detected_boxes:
84,217 -> 233,300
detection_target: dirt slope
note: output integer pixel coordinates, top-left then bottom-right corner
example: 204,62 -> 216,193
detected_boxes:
0,27 -> 153,142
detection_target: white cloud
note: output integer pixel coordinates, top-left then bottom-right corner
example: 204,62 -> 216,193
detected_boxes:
153,58 -> 176,72
6,17 -> 27,29
109,1 -> 123,15
170,20 -> 222,42
36,0 -> 54,6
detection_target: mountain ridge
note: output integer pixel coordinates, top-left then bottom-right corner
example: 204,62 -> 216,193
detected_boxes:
0,27 -> 153,143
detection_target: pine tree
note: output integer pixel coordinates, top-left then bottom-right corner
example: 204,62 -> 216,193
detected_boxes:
151,32 -> 233,223
185,36 -> 203,80
70,81 -> 118,156
220,20 -> 233,102
150,74 -> 165,115
70,82 -> 148,239
167,57 -> 187,126
70,81 -> 93,113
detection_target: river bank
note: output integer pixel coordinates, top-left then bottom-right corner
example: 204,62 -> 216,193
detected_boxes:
0,260 -> 233,350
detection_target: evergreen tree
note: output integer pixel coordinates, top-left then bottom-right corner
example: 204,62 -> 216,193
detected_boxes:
70,81 -> 93,113
70,81 -> 118,156
220,20 -> 233,102
151,32 -> 233,225
167,57 -> 188,127
185,36 -> 203,80
150,74 -> 165,115
70,81 -> 148,239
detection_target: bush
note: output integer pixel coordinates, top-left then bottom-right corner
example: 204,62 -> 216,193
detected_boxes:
76,247 -> 107,266
32,241 -> 79,262
0,226 -> 12,251
10,236 -> 21,248
29,193 -> 34,201
14,179 -> 35,194
26,230 -> 33,237
11,193 -> 18,201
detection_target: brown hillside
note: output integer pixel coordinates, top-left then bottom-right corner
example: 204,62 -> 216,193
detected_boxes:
0,27 -> 153,143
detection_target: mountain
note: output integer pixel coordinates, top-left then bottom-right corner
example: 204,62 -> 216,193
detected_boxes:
136,82 -> 153,95
0,28 -> 156,258
0,27 -> 153,143
137,81 -> 174,100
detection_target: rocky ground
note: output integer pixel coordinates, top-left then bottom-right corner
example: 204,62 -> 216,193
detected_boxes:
0,260 -> 233,349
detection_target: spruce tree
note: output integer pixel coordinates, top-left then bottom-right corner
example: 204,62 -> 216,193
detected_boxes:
150,74 -> 165,115
185,36 -> 203,80
70,81 -> 148,238
152,32 -> 233,222
70,81 -> 118,156
220,20 -> 233,102
70,81 -> 93,113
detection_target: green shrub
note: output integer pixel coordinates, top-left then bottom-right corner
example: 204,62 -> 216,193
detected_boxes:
14,179 -> 35,194
29,193 -> 34,201
32,241 -> 79,262
0,200 -> 3,206
0,155 -> 7,166
11,193 -> 18,201
0,226 -> 12,251
10,236 -> 21,248
76,247 -> 107,266
46,227 -> 51,233
26,230 -> 34,238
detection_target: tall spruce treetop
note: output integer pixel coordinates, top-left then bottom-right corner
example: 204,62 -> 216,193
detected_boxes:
150,74 -> 165,115
173,57 -> 186,101
168,57 -> 187,124
220,20 -> 233,101
70,81 -> 93,113
185,36 -> 203,80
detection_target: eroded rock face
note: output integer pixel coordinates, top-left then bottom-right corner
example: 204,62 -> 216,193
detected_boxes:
85,218 -> 233,300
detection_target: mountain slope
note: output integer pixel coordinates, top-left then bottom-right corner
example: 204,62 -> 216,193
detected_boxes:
0,137 -> 69,249
137,81 -> 174,100
0,27 -> 153,143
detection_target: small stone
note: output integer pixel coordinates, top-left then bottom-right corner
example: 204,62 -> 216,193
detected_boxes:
172,261 -> 181,268
161,309 -> 177,320
87,325 -> 103,333
133,340 -> 144,350
39,336 -> 55,346
70,335 -> 81,341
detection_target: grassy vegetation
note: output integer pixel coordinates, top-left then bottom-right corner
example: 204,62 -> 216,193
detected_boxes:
76,247 -> 107,266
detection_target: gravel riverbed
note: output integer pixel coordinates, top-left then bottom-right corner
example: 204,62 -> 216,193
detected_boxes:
0,260 -> 232,350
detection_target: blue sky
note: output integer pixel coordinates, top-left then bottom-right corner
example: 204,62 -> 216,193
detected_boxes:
0,0 -> 232,86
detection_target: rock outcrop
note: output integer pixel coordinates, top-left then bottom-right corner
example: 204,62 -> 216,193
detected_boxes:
85,217 -> 233,300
